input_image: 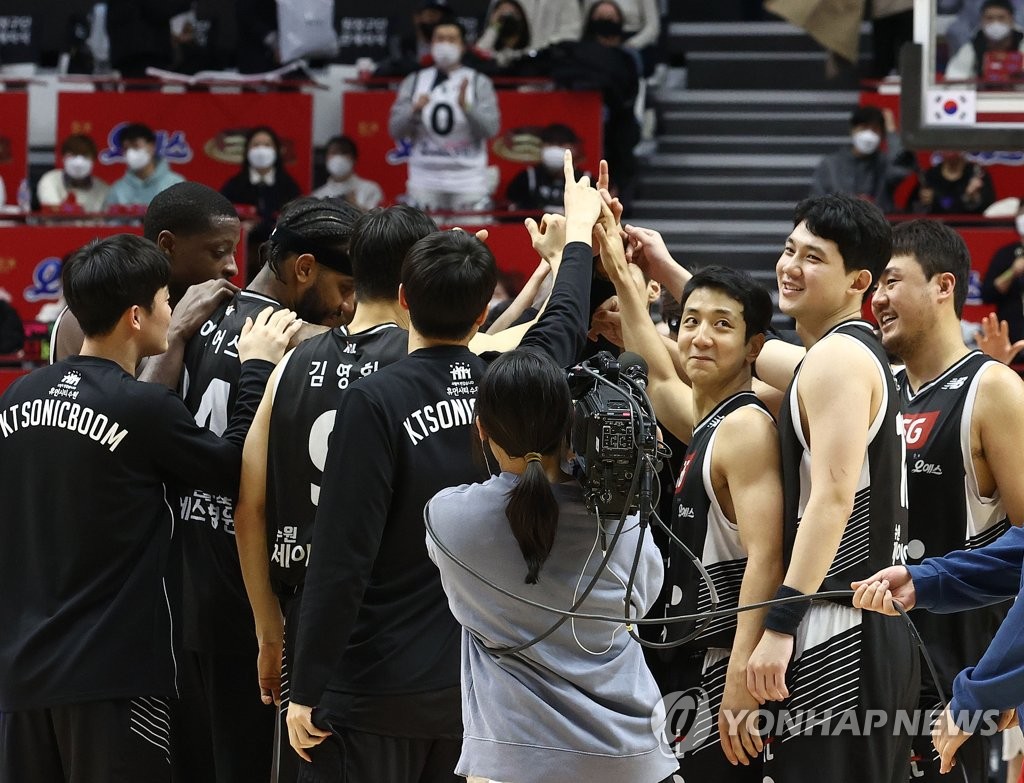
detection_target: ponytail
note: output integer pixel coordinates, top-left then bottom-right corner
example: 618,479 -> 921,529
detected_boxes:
477,351 -> 572,585
505,454 -> 559,584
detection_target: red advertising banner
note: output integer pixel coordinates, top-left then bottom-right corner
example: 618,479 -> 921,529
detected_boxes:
0,222 -> 249,323
343,89 -> 603,204
56,91 -> 314,194
0,90 -> 28,206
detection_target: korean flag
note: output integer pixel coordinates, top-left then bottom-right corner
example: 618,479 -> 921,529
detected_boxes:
928,89 -> 977,124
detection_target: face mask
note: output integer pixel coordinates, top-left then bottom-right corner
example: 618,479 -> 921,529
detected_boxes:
851,128 -> 881,155
587,18 -> 623,39
125,147 -> 152,172
431,41 -> 461,69
418,21 -> 435,40
984,21 -> 1012,41
326,155 -> 353,179
497,13 -> 524,38
1016,213 -> 1024,237
541,146 -> 566,172
248,145 -> 276,170
63,155 -> 93,180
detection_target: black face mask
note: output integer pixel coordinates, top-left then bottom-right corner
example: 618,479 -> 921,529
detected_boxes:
497,13 -> 524,38
586,18 -> 623,39
418,22 -> 436,39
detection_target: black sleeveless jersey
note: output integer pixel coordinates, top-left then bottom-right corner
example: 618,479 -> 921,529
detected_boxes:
897,351 -> 1010,686
779,320 -> 908,603
178,289 -> 285,651
266,322 -> 408,591
662,391 -> 773,652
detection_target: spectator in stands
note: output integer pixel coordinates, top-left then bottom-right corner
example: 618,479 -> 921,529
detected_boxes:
809,105 -> 914,214
506,124 -> 585,213
375,1 -> 456,78
942,0 -> 1024,60
104,122 -> 185,208
946,0 -> 1024,79
106,0 -> 184,77
312,135 -> 383,211
981,202 -> 1024,359
476,1 -> 532,72
220,125 -> 302,257
548,2 -> 639,203
482,0 -> 582,54
235,0 -> 279,73
911,151 -> 996,214
37,134 -> 110,213
388,20 -> 500,212
582,0 -> 660,74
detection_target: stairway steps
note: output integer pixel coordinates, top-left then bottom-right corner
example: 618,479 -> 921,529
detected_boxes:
638,175 -> 811,202
657,134 -> 848,154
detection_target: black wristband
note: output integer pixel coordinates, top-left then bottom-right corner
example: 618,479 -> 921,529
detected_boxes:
764,585 -> 810,637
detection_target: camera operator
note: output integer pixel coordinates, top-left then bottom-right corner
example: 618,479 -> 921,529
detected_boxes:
425,350 -> 679,783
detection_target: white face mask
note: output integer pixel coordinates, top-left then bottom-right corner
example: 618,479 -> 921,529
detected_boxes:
248,145 -> 277,170
540,146 -> 567,172
984,21 -> 1012,41
63,155 -> 93,180
431,41 -> 462,70
852,128 -> 881,155
326,155 -> 353,179
1016,213 -> 1024,237
125,147 -> 152,172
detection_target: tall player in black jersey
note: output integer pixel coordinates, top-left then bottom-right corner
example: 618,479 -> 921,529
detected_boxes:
234,205 -> 435,781
746,194 -> 919,783
600,226 -> 784,776
286,153 -> 602,783
0,234 -> 296,783
173,197 -> 360,783
855,220 -> 1024,782
52,182 -> 242,374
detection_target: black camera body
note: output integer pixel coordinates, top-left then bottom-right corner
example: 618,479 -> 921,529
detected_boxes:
568,352 -> 658,518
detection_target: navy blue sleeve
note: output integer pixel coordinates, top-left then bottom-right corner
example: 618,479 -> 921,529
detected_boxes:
910,525 -> 1024,613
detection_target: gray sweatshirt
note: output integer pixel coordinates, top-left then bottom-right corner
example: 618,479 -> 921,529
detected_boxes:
426,472 -> 679,783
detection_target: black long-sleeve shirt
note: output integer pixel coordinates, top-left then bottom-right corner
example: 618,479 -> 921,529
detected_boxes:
981,242 -> 1024,345
0,355 -> 272,711
290,241 -> 593,715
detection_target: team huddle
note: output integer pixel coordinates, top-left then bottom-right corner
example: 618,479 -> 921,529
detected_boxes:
2,153 -> 1024,783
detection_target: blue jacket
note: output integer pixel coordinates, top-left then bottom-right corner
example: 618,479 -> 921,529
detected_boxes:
104,159 -> 184,207
910,525 -> 1024,725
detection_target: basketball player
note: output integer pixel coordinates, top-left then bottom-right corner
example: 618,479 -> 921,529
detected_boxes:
600,222 -> 784,776
0,234 -> 297,783
745,194 -> 919,783
52,182 -> 242,371
861,219 -> 1024,782
286,160 -> 602,782
234,205 -> 436,781
388,20 -> 500,211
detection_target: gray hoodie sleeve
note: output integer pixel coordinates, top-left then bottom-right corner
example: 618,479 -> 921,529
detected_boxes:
464,71 -> 501,141
388,72 -> 421,140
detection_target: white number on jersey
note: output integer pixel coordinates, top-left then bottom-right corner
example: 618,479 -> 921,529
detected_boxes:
194,378 -> 231,436
308,408 -> 337,505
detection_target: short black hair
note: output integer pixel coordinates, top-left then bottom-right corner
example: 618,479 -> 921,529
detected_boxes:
143,182 -> 238,242
63,234 -> 170,337
540,123 -> 580,146
681,266 -> 774,341
793,193 -> 893,281
850,105 -> 885,130
891,220 -> 971,317
349,206 -> 437,302
401,230 -> 496,341
118,122 -> 156,145
326,135 -> 357,160
433,19 -> 467,41
263,197 -> 362,281
982,0 -> 1014,13
60,134 -> 97,158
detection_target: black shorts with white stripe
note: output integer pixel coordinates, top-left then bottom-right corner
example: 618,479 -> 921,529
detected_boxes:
0,696 -> 171,783
761,605 -> 920,783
